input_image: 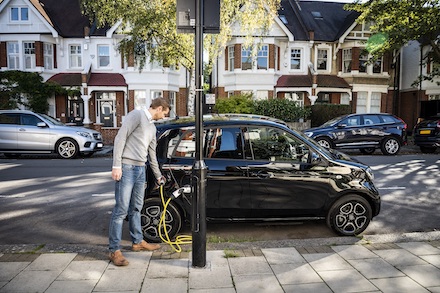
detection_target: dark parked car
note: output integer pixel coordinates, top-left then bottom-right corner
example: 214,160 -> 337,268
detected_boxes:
142,114 -> 380,242
0,110 -> 103,159
303,113 -> 407,155
413,115 -> 440,153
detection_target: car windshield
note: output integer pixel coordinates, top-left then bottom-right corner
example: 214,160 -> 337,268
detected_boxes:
40,113 -> 65,126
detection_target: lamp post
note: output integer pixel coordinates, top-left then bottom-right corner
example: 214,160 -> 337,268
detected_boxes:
191,0 -> 207,268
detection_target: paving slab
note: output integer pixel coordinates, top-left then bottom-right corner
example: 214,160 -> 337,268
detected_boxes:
318,269 -> 377,293
228,256 -> 273,275
302,252 -> 352,271
262,247 -> 306,264
332,244 -> 378,260
397,242 -> 440,255
370,276 -> 430,293
373,248 -> 427,267
233,274 -> 283,293
347,258 -> 405,279
271,263 -> 322,285
399,264 -> 440,287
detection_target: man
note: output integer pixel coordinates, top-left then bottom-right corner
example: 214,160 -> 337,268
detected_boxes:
109,97 -> 170,266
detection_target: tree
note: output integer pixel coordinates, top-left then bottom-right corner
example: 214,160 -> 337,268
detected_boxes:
346,0 -> 440,84
80,0 -> 281,114
0,71 -> 65,113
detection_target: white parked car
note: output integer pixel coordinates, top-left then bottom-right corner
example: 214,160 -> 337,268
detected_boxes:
0,110 -> 103,159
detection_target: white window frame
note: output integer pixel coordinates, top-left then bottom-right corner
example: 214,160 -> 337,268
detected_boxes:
134,90 -> 149,110
372,57 -> 383,74
43,43 -> 53,70
228,45 -> 235,72
343,48 -> 352,73
241,47 -> 252,70
23,42 -> 35,70
97,45 -> 110,68
257,45 -> 268,70
356,91 -> 381,113
151,90 -> 163,100
10,7 -> 29,22
317,49 -> 328,71
359,51 -> 368,73
69,45 -> 82,68
290,48 -> 302,70
285,92 -> 304,107
7,42 -> 20,70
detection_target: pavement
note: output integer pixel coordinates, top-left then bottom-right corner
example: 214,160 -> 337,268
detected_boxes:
1,231 -> 440,293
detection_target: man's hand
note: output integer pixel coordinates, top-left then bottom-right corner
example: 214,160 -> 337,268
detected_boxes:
157,175 -> 166,186
112,168 -> 122,181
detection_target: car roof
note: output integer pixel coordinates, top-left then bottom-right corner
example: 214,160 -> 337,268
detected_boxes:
155,113 -> 288,130
0,110 -> 35,114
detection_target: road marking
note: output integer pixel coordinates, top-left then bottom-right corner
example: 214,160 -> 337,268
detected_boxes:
0,194 -> 26,198
378,187 -> 406,190
92,193 -> 114,197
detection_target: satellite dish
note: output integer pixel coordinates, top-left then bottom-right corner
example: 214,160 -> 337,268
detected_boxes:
366,33 -> 388,54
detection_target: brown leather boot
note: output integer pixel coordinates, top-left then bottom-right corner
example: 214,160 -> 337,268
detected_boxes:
132,240 -> 161,251
109,250 -> 129,266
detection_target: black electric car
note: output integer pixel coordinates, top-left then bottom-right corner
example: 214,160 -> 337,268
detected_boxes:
142,114 -> 380,242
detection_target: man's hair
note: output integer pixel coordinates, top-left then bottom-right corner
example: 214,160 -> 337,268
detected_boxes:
150,97 -> 170,110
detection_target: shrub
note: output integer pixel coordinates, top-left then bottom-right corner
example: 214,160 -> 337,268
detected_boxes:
214,94 -> 253,114
253,99 -> 310,122
308,104 -> 352,127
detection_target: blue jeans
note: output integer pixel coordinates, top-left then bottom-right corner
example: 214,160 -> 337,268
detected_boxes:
109,164 -> 146,252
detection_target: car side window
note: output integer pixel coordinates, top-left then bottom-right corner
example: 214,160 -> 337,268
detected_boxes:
172,129 -> 196,158
245,126 -> 310,163
0,113 -> 20,125
170,127 -> 243,160
21,114 -> 43,126
340,116 -> 360,127
363,115 -> 381,125
381,115 -> 396,123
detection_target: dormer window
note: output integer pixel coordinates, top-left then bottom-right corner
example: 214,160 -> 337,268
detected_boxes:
11,7 -> 29,22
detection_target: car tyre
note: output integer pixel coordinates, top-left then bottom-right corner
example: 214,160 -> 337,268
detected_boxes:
315,137 -> 333,149
56,138 -> 79,159
380,137 -> 400,155
360,148 -> 375,155
141,197 -> 182,243
326,194 -> 372,236
420,146 -> 436,154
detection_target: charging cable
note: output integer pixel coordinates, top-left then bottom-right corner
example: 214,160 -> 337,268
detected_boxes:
158,185 -> 192,252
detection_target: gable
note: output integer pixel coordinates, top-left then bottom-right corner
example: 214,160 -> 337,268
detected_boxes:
0,0 -> 57,36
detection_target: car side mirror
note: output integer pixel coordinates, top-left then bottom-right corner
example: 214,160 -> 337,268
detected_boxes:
37,122 -> 47,128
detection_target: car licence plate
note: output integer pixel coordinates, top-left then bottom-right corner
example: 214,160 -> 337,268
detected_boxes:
419,130 -> 431,135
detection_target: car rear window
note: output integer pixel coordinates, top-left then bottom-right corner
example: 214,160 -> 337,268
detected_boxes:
381,115 -> 398,123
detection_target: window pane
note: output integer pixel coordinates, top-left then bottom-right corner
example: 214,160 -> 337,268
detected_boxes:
257,45 -> 268,70
291,49 -> 301,70
21,7 -> 28,21
241,47 -> 252,70
317,49 -> 327,70
11,8 -> 19,20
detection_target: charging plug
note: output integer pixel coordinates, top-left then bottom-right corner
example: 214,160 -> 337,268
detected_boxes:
171,185 -> 191,199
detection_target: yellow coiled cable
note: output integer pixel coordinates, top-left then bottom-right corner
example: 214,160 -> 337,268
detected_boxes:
158,185 -> 192,252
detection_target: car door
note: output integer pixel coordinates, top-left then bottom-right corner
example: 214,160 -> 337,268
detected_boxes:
361,114 -> 383,146
163,126 -> 251,219
0,113 -> 19,150
332,115 -> 362,148
17,114 -> 51,150
243,126 -> 330,218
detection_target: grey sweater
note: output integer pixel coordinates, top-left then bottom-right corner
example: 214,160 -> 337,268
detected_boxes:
112,109 -> 161,179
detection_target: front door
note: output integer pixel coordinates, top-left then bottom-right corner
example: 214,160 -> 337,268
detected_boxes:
99,100 -> 114,127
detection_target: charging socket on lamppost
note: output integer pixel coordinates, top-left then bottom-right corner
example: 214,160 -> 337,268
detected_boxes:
172,185 -> 192,199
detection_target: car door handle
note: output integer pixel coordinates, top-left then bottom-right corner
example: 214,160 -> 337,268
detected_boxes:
250,171 -> 272,178
19,128 -> 26,131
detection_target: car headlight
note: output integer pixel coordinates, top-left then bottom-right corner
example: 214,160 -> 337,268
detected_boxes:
77,131 -> 92,139
304,131 -> 313,137
366,167 -> 374,181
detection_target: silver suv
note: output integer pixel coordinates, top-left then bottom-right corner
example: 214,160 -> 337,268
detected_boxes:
0,110 -> 103,159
